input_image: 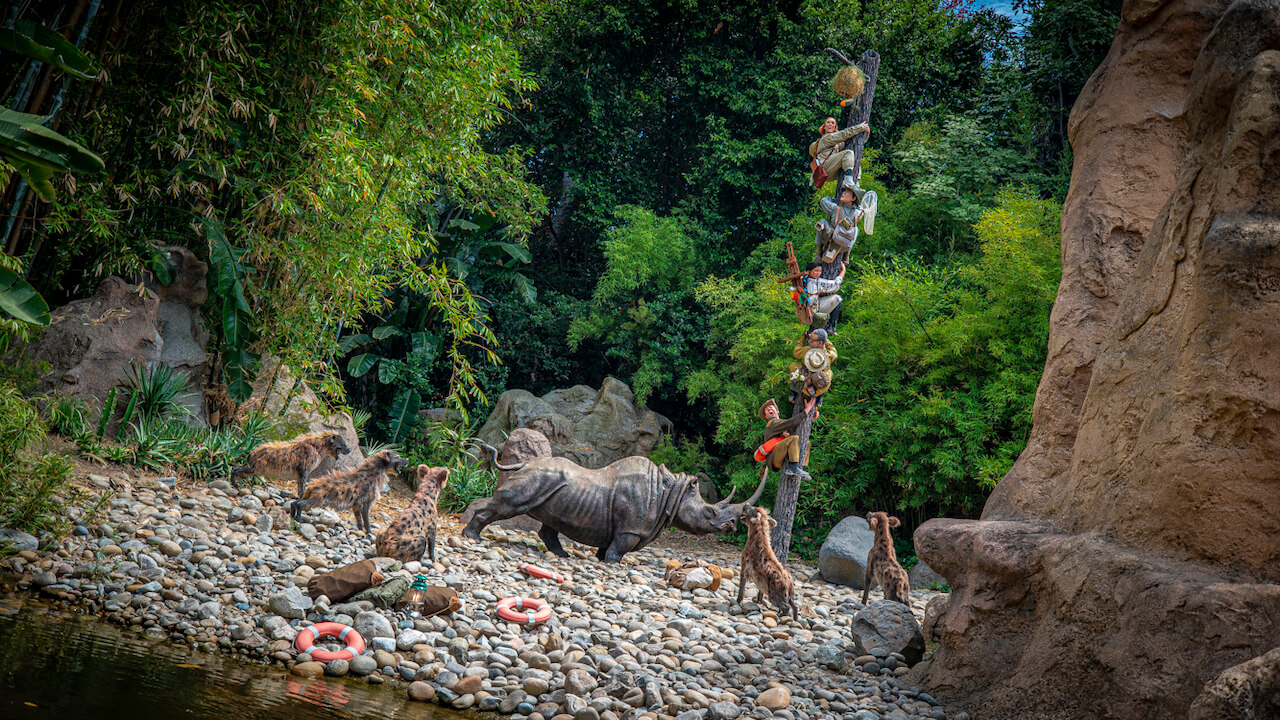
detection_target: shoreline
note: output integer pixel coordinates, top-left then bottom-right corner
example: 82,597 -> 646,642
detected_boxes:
2,471 -> 956,720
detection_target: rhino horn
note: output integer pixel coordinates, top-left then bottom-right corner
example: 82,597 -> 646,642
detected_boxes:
470,440 -> 525,472
717,486 -> 736,505
727,464 -> 770,510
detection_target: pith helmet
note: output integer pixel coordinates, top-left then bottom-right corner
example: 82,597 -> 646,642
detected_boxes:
804,347 -> 832,373
758,398 -> 779,420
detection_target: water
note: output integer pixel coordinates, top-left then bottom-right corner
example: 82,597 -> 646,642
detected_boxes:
0,594 -> 464,720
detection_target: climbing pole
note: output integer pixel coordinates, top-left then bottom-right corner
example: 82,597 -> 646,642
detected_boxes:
769,49 -> 880,563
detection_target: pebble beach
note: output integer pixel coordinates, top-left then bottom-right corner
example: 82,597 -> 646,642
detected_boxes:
2,471 -> 963,720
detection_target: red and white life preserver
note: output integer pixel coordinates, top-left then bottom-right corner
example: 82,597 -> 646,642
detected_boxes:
518,563 -> 564,583
496,596 -> 553,625
294,621 -> 366,662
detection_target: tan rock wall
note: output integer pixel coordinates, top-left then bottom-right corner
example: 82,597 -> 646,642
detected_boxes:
917,0 -> 1280,717
984,0 -> 1226,520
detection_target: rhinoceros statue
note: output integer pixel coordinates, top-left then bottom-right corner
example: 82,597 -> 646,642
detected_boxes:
464,445 -> 768,562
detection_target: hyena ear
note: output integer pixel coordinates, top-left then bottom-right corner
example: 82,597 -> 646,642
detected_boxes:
768,517 -> 777,528
867,515 -> 878,530
888,516 -> 901,528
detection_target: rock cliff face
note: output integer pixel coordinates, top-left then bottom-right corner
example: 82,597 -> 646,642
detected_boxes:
914,0 -> 1280,718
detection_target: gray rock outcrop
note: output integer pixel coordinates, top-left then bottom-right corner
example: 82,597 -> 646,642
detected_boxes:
850,599 -> 925,666
0,529 -> 38,553
478,377 -> 671,469
29,246 -> 211,424
237,357 -> 363,474
817,516 -> 875,588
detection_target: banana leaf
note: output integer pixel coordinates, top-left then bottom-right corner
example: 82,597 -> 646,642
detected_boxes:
0,108 -> 105,201
0,20 -> 98,79
0,266 -> 50,326
387,389 -> 421,442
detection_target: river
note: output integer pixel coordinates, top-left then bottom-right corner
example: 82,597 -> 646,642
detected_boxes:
0,592 -> 465,720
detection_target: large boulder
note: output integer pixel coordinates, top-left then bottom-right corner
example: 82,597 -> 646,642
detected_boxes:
817,516 -> 875,588
914,2 -> 1280,718
1188,646 -> 1280,720
236,357 -> 363,474
477,377 -> 671,469
850,600 -> 925,666
907,559 -> 945,590
29,246 -> 211,424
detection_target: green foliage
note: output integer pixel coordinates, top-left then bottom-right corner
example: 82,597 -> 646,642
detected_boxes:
0,382 -> 83,537
399,420 -> 497,512
568,207 -> 707,404
123,362 -> 195,423
24,0 -> 547,413
436,461 -> 498,514
0,107 -> 104,203
205,218 -> 260,402
648,434 -> 715,476
96,388 -> 117,443
891,116 -> 1031,257
705,189 -> 1061,539
0,20 -> 98,79
0,266 -> 50,327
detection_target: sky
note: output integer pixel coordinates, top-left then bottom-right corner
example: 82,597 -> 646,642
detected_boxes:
977,0 -> 1029,23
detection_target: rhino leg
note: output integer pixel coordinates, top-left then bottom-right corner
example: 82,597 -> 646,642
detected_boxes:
600,532 -> 645,563
538,525 -> 569,557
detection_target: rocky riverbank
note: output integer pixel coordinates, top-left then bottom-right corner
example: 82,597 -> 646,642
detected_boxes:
1,471 -> 961,720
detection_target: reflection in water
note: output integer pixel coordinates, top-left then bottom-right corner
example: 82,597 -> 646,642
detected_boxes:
0,595 -> 460,720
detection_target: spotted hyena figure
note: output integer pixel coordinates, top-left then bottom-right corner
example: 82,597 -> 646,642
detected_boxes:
737,506 -> 798,619
231,431 -> 350,496
291,450 -> 408,537
862,510 -> 910,606
376,465 -> 449,564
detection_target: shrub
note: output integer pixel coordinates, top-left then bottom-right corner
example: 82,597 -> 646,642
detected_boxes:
0,382 -> 90,537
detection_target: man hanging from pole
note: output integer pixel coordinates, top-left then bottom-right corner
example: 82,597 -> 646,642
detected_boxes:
754,397 -> 816,482
809,116 -> 870,198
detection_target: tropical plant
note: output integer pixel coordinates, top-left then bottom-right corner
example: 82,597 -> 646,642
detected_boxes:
122,361 -> 195,423
0,266 -> 50,327
0,381 -> 85,537
205,218 -> 260,402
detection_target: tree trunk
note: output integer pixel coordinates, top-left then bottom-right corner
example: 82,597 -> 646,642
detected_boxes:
770,49 -> 879,562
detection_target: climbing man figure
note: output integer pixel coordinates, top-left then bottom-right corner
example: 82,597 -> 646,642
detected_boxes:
801,261 -> 847,334
816,183 -> 877,265
754,397 -> 817,482
809,116 -> 871,197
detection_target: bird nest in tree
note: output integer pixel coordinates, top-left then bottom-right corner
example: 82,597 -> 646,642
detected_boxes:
830,64 -> 866,99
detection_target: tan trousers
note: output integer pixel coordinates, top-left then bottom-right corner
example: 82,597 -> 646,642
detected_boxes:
767,435 -> 803,469
821,149 -> 858,175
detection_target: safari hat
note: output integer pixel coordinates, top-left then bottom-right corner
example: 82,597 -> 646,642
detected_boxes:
758,398 -> 779,420
803,347 -> 832,373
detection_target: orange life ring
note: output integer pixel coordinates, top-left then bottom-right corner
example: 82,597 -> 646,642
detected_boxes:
294,621 -> 366,662
496,596 -> 553,625
518,563 -> 564,583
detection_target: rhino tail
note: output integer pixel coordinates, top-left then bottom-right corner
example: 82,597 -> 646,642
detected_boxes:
470,440 -> 525,472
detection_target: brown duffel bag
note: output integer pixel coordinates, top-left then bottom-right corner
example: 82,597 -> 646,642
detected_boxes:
306,559 -> 385,602
393,584 -> 462,616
